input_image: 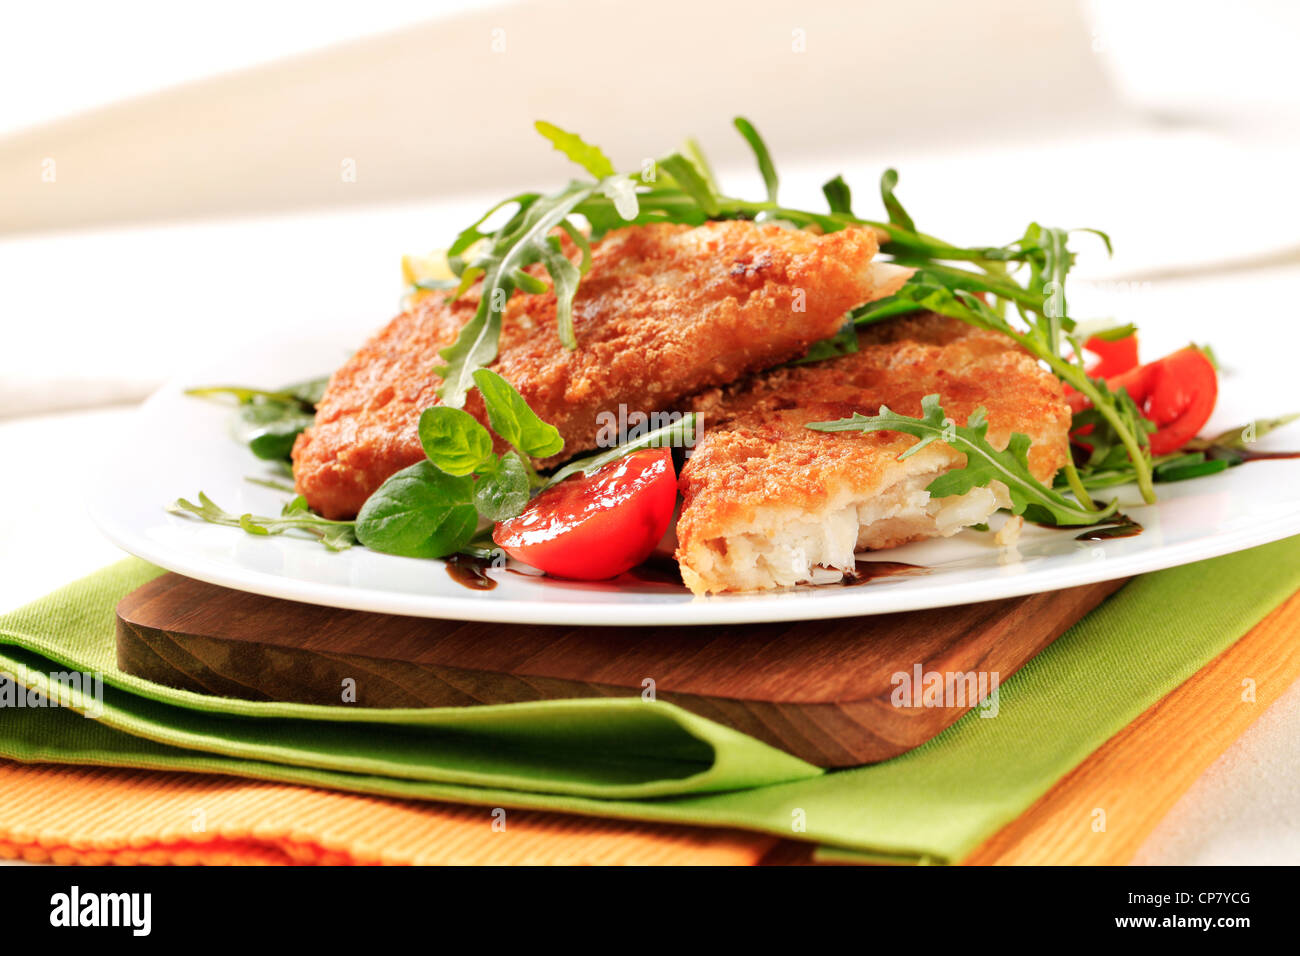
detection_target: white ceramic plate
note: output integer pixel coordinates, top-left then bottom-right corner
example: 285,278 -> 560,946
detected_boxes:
88,329 -> 1300,626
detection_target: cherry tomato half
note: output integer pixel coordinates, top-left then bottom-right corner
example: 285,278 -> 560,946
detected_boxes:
1068,346 -> 1218,456
493,448 -> 677,580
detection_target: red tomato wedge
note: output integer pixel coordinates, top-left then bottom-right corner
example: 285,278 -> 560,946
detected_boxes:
1068,346 -> 1218,456
1083,333 -> 1140,379
1063,334 -> 1140,405
493,448 -> 678,580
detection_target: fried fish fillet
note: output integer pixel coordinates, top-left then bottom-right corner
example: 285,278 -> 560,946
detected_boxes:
675,314 -> 1073,594
293,220 -> 911,518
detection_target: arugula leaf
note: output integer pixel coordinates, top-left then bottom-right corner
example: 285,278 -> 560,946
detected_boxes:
449,265 -> 485,300
1084,322 -> 1138,343
186,385 -> 298,404
538,234 -> 583,348
428,117 -> 1160,509
790,317 -> 859,365
435,184 -> 595,406
471,368 -> 564,459
418,406 -> 495,476
434,116 -> 1089,419
1068,445 -> 1244,491
232,402 -> 315,462
1063,410 -> 1300,490
187,376 -> 328,463
1187,413 -> 1300,452
457,528 -> 504,561
445,193 -> 534,272
683,137 -> 722,196
879,169 -> 917,234
473,451 -> 531,521
657,153 -> 721,217
185,376 -> 327,407
244,475 -> 297,494
510,268 -> 550,294
733,116 -> 779,204
806,394 -> 1114,526
170,492 -> 357,551
282,376 -> 330,406
534,121 -> 616,179
822,176 -> 853,215
412,276 -> 460,293
354,461 -> 478,558
1152,452 -> 1230,482
558,219 -> 593,274
1018,222 -> 1079,351
1195,342 -> 1220,371
546,413 -> 696,485
852,270 -> 1157,504
1070,381 -> 1153,472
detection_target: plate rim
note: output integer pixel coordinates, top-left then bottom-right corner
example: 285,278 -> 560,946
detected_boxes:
87,358 -> 1300,627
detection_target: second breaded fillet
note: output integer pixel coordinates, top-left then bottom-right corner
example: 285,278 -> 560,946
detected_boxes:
675,314 -> 1073,594
294,220 -> 911,518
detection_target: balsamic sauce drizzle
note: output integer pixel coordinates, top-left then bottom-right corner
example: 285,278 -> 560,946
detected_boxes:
1229,448 -> 1300,463
839,560 -> 927,586
444,553 -> 497,590
1074,513 -> 1143,541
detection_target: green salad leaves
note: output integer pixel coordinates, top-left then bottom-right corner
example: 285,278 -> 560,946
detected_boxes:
354,461 -> 478,559
355,370 -> 563,557
425,115 -> 1152,523
807,395 -> 1116,527
545,413 -> 697,486
175,115 -> 1297,563
1066,413 -> 1300,491
169,491 -> 357,551
185,377 -> 328,463
435,184 -> 603,407
472,368 -> 564,460
174,368 -> 569,558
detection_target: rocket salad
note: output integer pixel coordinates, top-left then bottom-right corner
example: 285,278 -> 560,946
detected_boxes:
172,116 -> 1295,581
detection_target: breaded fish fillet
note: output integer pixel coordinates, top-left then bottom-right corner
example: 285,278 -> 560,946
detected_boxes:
293,221 -> 911,518
675,314 -> 1073,594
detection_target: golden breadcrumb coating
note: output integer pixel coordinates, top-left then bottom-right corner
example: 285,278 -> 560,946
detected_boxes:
293,221 -> 904,518
675,314 -> 1073,593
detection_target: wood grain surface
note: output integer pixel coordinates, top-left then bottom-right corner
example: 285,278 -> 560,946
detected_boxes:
116,573 -> 1128,767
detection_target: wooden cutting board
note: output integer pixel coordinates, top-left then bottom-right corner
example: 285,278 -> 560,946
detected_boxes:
115,573 -> 1128,768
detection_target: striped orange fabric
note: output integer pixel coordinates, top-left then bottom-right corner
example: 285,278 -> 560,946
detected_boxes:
0,763 -> 774,865
0,588 -> 1295,866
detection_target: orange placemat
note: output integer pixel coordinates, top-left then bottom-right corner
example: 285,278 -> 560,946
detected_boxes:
2,588 -> 1296,866
0,763 -> 774,866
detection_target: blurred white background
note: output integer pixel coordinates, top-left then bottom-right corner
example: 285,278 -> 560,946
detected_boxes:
2,0 -> 1299,418
1,0 -> 1299,864
4,0 -> 1300,410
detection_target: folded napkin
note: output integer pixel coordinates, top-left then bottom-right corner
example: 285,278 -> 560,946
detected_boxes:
4,584 -> 1298,865
2,536 -> 1297,863
964,584 -> 1300,864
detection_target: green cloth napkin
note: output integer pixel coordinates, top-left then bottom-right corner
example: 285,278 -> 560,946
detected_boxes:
2,536 -> 1297,863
